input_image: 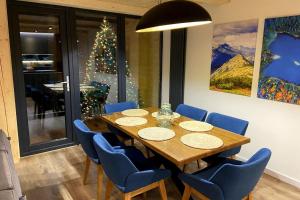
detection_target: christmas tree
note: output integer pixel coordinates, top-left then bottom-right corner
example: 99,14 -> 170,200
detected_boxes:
81,18 -> 138,119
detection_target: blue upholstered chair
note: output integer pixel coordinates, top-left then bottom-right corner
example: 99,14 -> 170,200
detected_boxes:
176,104 -> 208,169
206,112 -> 249,158
73,120 -> 122,200
179,148 -> 271,200
93,134 -> 171,200
104,101 -> 137,114
104,101 -> 137,145
176,104 -> 207,121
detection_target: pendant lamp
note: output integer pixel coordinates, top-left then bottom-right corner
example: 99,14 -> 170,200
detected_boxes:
136,0 -> 212,33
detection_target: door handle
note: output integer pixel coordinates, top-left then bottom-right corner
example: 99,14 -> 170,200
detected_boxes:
61,75 -> 70,92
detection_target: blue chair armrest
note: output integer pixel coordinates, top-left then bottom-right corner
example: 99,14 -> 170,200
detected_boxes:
179,174 -> 224,200
113,146 -> 123,149
124,169 -> 171,193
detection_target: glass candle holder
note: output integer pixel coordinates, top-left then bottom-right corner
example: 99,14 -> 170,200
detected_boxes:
157,103 -> 173,128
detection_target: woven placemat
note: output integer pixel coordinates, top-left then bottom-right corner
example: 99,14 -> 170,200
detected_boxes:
115,117 -> 147,126
138,127 -> 175,141
181,133 -> 223,149
151,112 -> 181,119
179,121 -> 213,132
121,109 -> 149,117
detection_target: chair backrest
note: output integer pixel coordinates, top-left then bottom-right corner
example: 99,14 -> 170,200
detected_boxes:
210,148 -> 271,200
176,104 -> 208,121
93,134 -> 138,188
91,81 -> 110,94
73,120 -> 98,160
206,112 -> 249,157
206,112 -> 248,134
104,101 -> 137,114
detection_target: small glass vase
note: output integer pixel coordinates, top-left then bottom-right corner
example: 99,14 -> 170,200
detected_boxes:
157,103 -> 173,128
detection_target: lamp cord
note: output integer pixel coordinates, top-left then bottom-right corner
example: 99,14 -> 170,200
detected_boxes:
0,58 -> 10,140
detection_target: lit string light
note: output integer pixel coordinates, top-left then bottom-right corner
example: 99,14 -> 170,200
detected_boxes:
80,17 -> 139,119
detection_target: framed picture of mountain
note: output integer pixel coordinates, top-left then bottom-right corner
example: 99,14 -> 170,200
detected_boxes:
258,15 -> 300,105
210,19 -> 258,96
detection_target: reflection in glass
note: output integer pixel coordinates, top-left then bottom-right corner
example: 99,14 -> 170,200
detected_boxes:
19,14 -> 66,145
76,13 -> 118,119
125,18 -> 161,108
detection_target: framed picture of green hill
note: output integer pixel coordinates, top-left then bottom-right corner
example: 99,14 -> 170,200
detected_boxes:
258,15 -> 300,105
210,19 -> 258,96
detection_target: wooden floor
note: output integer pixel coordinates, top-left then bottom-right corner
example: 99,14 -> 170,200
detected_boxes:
15,144 -> 300,200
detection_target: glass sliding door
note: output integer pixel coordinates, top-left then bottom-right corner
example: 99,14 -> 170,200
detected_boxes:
19,14 -> 68,145
75,11 -> 118,119
8,1 -> 162,156
125,18 -> 161,108
8,3 -> 74,155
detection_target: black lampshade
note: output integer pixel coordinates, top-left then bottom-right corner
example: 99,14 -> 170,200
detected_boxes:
136,0 -> 212,33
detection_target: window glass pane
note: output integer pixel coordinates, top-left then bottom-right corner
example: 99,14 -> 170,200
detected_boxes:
125,18 -> 161,108
19,14 -> 66,145
76,13 -> 118,119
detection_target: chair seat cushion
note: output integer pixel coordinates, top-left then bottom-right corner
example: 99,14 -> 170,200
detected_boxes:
113,146 -> 170,193
115,147 -> 156,171
124,169 -> 171,193
195,158 -> 243,180
90,132 -> 124,164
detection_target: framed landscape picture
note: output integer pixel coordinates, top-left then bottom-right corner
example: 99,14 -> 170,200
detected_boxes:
258,15 -> 300,105
210,19 -> 258,96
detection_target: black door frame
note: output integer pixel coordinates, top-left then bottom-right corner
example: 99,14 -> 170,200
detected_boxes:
7,1 -> 75,156
169,29 -> 187,111
7,0 -> 163,156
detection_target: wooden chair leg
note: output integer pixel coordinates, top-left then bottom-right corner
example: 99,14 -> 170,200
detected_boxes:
182,185 -> 192,200
146,148 -> 151,158
192,188 -> 210,200
142,192 -> 147,200
124,181 -> 162,200
83,156 -> 91,185
182,165 -> 187,172
105,179 -> 113,200
197,160 -> 201,168
246,192 -> 253,200
123,193 -> 131,200
97,165 -> 104,200
158,180 -> 168,200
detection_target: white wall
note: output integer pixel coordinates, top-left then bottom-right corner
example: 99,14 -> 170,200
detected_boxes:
162,0 -> 300,188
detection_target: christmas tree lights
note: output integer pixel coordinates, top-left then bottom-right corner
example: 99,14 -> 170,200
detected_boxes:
81,17 -> 138,119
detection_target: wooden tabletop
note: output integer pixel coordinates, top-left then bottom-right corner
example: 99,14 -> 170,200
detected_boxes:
100,107 -> 250,166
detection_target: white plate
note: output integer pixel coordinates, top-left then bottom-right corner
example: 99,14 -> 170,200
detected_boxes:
179,121 -> 213,132
138,127 -> 175,141
151,112 -> 181,119
115,117 -> 147,126
121,109 -> 149,117
181,133 -> 223,149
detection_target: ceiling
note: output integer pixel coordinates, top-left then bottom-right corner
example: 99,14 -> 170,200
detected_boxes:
22,0 -> 230,15
97,0 -> 230,8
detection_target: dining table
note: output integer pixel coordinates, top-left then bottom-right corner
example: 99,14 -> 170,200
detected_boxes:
100,107 -> 251,167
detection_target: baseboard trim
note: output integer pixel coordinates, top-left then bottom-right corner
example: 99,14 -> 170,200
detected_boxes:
236,155 -> 300,189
